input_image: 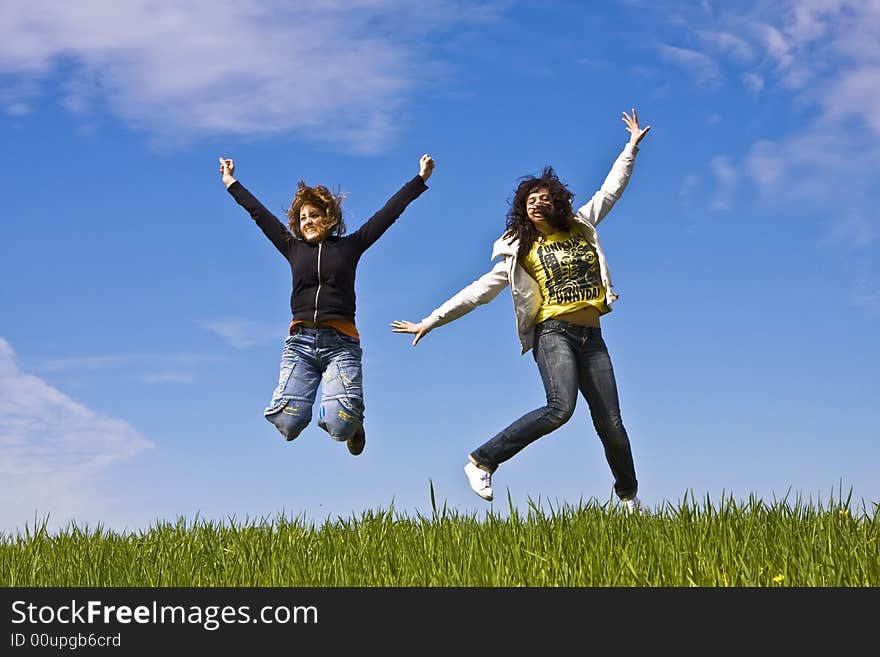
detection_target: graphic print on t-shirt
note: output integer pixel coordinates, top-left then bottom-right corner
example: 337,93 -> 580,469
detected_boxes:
534,232 -> 603,304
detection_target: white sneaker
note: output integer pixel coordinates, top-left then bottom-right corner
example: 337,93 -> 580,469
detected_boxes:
464,462 -> 493,501
623,496 -> 648,515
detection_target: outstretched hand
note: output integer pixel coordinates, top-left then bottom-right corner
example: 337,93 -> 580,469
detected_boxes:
218,157 -> 236,188
391,319 -> 429,346
622,109 -> 651,146
419,154 -> 435,182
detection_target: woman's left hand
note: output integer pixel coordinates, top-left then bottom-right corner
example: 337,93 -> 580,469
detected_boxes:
391,319 -> 430,346
622,108 -> 651,145
419,154 -> 435,182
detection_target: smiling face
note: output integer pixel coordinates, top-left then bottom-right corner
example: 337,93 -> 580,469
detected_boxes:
288,182 -> 346,243
299,204 -> 330,243
525,186 -> 555,234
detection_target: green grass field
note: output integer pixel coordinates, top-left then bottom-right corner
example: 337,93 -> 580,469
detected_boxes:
2,487 -> 877,587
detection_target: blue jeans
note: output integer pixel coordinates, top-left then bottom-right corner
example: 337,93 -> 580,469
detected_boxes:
470,318 -> 638,500
264,326 -> 364,442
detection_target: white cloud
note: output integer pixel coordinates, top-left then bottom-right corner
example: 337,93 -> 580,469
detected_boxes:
657,44 -> 722,85
679,173 -> 700,201
5,101 -> 30,116
757,24 -> 794,77
665,0 -> 880,244
709,156 -> 737,211
850,279 -> 880,311
741,72 -> 764,95
660,1 -> 880,134
744,139 -> 786,189
787,0 -> 838,42
736,1 -> 880,129
827,213 -> 877,249
35,352 -> 222,383
744,127 -> 880,248
697,29 -> 756,62
0,337 -> 153,533
199,318 -> 283,349
822,67 -> 880,133
0,1 -> 495,152
745,127 -> 880,195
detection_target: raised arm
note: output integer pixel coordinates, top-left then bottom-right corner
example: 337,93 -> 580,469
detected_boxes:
351,154 -> 434,250
220,156 -> 291,257
575,108 -> 650,228
391,258 -> 509,346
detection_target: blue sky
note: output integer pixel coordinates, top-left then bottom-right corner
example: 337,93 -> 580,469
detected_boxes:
1,0 -> 878,533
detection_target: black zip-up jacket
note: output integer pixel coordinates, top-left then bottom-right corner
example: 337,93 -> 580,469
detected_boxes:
227,175 -> 428,325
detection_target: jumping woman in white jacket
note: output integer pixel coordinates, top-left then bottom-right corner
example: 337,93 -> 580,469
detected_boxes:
392,110 -> 650,513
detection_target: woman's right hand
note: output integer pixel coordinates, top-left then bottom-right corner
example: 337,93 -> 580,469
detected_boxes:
391,320 -> 429,346
419,154 -> 435,182
219,156 -> 236,188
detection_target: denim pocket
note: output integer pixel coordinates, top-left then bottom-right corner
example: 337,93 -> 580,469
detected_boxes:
337,391 -> 365,418
275,357 -> 297,392
532,326 -> 560,360
265,396 -> 295,417
324,354 -> 364,414
533,322 -> 565,354
337,332 -> 361,347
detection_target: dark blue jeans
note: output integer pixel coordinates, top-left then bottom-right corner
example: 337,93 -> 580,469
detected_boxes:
470,318 -> 638,500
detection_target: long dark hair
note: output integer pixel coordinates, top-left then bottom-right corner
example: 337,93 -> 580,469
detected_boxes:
503,166 -> 575,259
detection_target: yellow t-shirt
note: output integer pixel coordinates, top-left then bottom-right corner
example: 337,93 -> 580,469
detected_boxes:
522,228 -> 611,324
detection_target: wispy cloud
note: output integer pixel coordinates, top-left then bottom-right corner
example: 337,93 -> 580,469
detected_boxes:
657,44 -> 722,86
744,127 -> 880,216
709,156 -> 737,211
827,212 -> 877,249
0,337 -> 153,533
850,279 -> 880,311
696,29 -> 756,62
664,1 -> 880,245
721,1 -> 880,131
0,1 -> 498,152
34,352 -> 222,383
821,67 -> 880,132
679,173 -> 700,201
741,72 -> 764,95
199,318 -> 283,349
5,101 -> 30,116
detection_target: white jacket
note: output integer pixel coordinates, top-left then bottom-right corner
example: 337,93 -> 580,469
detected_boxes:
420,143 -> 640,354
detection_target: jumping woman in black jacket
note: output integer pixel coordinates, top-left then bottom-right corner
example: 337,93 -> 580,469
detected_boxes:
219,153 -> 434,456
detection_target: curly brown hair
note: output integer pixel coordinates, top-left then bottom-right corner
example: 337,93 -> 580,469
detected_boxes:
503,166 -> 575,259
286,181 -> 347,240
